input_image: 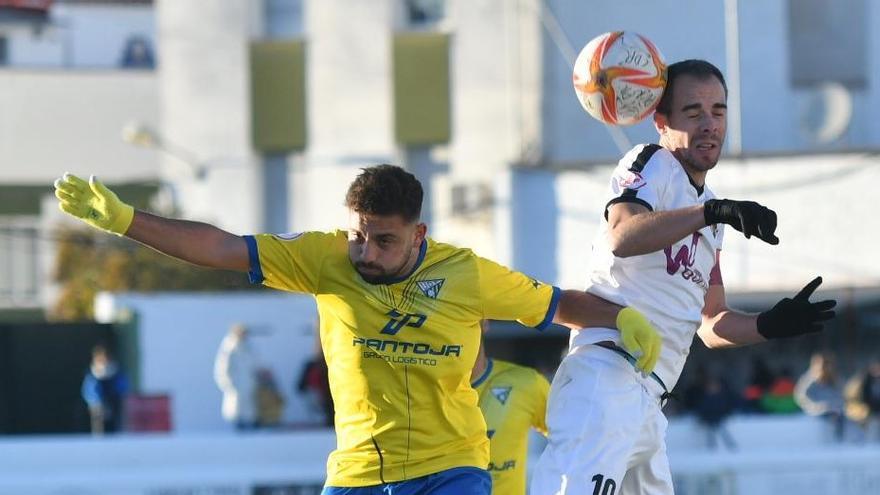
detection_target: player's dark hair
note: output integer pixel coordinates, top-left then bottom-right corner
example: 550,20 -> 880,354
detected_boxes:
345,164 -> 423,223
655,59 -> 728,115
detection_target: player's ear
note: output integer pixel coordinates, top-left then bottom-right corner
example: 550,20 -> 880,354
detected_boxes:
653,111 -> 668,135
413,222 -> 427,244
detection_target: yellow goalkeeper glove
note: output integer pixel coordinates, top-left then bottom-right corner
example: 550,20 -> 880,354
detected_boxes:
617,307 -> 662,374
54,173 -> 134,235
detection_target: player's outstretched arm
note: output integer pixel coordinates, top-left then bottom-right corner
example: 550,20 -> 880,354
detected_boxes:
607,202 -> 709,258
553,290 -> 622,329
554,291 -> 661,373
54,173 -> 249,271
704,199 -> 779,245
756,276 -> 837,339
607,198 -> 779,258
698,276 -> 837,348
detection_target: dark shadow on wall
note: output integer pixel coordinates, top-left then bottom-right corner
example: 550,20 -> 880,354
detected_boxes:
0,323 -> 120,435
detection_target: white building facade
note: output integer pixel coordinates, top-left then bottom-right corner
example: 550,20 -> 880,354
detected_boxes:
1,0 -> 879,310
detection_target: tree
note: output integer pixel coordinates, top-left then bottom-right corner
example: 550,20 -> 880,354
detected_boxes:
51,228 -> 262,321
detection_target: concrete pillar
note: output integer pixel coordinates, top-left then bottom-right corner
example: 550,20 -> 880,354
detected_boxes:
156,0 -> 263,233
295,0 -> 398,232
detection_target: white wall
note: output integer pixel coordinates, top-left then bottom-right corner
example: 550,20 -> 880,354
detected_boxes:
306,0 -> 394,159
294,0 -> 398,233
289,161 -> 364,232
156,0 -> 263,234
450,0 -> 531,180
431,0 -> 541,257
0,70 -> 157,184
94,292 -> 321,432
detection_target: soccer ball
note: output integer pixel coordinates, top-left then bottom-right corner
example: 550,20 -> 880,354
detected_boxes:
572,31 -> 667,126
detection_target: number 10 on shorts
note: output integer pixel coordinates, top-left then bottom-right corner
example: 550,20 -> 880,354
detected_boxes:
592,474 -> 617,495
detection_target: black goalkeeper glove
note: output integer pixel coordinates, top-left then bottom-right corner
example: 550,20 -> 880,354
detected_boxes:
757,276 -> 837,339
704,199 -> 779,245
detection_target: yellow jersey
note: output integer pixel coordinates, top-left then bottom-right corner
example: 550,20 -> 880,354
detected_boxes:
245,231 -> 559,487
473,359 -> 550,495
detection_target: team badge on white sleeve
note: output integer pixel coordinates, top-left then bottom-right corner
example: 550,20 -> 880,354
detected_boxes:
617,170 -> 647,190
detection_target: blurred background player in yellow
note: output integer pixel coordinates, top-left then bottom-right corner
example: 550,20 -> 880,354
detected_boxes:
54,164 -> 660,495
471,321 -> 549,495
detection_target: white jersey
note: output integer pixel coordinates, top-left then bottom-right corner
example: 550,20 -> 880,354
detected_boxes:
571,144 -> 724,389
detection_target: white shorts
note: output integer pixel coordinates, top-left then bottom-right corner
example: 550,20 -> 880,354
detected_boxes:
530,344 -> 673,495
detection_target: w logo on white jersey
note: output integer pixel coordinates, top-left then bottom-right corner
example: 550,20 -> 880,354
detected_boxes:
664,233 -> 699,275
417,279 -> 445,299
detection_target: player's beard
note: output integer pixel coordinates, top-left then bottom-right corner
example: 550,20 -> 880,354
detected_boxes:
679,146 -> 720,177
355,263 -> 397,285
663,136 -> 721,178
681,154 -> 717,175
354,245 -> 417,285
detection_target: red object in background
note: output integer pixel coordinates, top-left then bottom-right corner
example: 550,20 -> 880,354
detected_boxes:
743,384 -> 764,401
768,377 -> 796,395
0,1 -> 52,12
125,394 -> 172,432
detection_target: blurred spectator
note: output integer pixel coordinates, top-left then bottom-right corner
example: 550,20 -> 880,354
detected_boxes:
81,344 -> 129,435
297,351 -> 334,427
741,356 -> 775,414
844,358 -> 880,441
760,367 -> 800,414
214,323 -> 260,431
795,352 -> 846,441
120,35 -> 155,69
256,368 -> 286,428
863,360 -> 880,407
694,372 -> 738,450
681,364 -> 708,414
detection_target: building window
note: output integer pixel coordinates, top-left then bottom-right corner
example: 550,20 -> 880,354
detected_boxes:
119,35 -> 155,69
264,0 -> 304,39
0,219 -> 39,307
405,0 -> 445,28
788,0 -> 866,88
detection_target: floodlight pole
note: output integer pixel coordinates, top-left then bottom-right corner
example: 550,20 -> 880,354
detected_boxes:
531,0 -> 632,155
724,0 -> 743,156
121,122 -> 211,215
121,122 -> 206,179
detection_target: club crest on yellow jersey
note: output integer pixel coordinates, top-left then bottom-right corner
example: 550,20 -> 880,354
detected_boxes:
492,386 -> 512,405
416,278 -> 445,299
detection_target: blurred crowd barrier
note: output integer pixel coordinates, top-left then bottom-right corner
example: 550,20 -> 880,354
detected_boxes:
2,415 -> 880,495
